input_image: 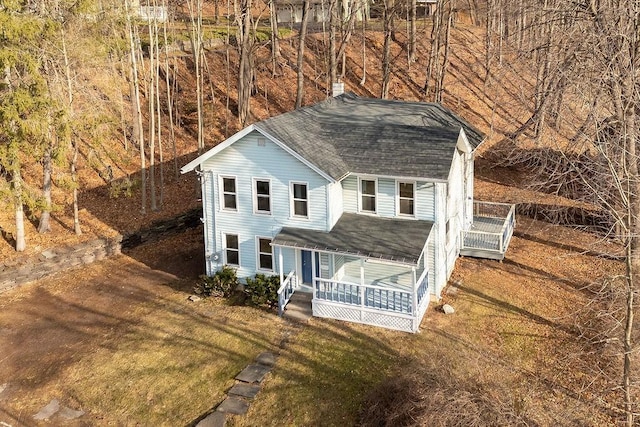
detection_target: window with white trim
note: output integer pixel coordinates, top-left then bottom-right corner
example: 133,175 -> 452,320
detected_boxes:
224,233 -> 239,266
254,179 -> 271,213
257,237 -> 273,270
360,179 -> 376,213
398,182 -> 415,216
291,182 -> 308,217
221,176 -> 237,210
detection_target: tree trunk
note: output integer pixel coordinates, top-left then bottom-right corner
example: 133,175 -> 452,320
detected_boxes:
408,0 -> 416,63
328,0 -> 338,89
296,0 -> 311,108
381,0 -> 394,99
147,2 -> 157,211
13,168 -> 25,252
38,142 -> 52,233
236,0 -> 254,125
61,28 -> 81,235
270,0 -> 281,75
126,0 -> 146,214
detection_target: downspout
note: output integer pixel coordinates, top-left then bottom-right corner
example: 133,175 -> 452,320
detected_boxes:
197,167 -> 212,276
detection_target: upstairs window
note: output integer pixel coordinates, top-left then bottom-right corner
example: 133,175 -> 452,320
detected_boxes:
257,237 -> 273,270
254,179 -> 271,214
221,177 -> 237,210
398,182 -> 415,216
291,182 -> 309,218
360,179 -> 376,213
224,234 -> 239,266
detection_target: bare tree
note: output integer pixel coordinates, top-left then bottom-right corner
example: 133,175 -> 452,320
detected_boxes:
296,0 -> 311,108
380,0 -> 396,99
236,0 -> 256,125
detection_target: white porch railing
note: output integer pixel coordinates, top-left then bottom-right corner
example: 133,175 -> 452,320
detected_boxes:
277,271 -> 298,316
462,201 -> 516,256
313,270 -> 430,333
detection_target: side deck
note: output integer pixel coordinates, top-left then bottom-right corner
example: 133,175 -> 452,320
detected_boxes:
460,202 -> 516,260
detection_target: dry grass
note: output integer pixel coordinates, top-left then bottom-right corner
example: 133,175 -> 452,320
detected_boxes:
230,218 -> 622,426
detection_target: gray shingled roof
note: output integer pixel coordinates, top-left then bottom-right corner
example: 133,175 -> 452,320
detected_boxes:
273,213 -> 434,265
255,93 -> 484,181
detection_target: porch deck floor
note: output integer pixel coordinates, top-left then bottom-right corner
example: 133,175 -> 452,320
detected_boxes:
468,216 -> 505,233
461,215 -> 512,259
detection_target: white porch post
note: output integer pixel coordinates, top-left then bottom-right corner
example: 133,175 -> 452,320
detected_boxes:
311,251 -> 317,287
278,246 -> 284,285
412,266 -> 418,332
360,258 -> 365,320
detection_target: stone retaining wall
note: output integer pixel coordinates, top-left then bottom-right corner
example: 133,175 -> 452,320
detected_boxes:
0,208 -> 202,293
0,236 -> 123,292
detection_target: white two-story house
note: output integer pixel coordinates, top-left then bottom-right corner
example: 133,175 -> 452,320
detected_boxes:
181,94 -> 515,333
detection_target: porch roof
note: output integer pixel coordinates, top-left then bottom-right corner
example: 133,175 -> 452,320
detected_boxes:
273,213 -> 433,265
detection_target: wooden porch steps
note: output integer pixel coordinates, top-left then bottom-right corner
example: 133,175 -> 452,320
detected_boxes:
283,291 -> 313,322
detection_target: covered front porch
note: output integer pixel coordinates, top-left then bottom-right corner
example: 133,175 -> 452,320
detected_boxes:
273,214 -> 433,333
461,201 -> 516,260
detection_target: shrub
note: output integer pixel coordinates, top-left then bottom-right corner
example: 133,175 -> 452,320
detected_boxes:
197,266 -> 239,298
245,273 -> 280,309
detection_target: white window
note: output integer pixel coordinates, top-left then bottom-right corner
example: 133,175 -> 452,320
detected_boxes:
221,176 -> 237,211
398,181 -> 415,216
224,233 -> 239,266
290,182 -> 309,218
257,237 -> 273,270
359,178 -> 377,213
254,179 -> 271,214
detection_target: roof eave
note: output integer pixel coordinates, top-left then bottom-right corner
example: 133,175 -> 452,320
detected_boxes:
180,125 -> 257,174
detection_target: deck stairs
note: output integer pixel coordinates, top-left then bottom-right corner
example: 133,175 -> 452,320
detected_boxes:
283,289 -> 313,322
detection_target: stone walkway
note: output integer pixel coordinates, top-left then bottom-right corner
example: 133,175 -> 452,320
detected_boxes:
196,352 -> 277,427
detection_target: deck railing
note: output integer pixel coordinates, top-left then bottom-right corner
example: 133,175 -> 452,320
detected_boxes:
462,201 -> 516,254
277,271 -> 298,316
314,270 -> 430,316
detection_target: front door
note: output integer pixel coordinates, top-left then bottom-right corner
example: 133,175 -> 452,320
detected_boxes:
301,250 -> 313,284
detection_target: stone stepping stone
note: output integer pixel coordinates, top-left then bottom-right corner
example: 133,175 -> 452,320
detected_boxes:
34,399 -> 60,420
33,398 -> 84,421
228,383 -> 261,399
216,396 -> 250,415
255,352 -> 276,367
235,363 -> 271,384
196,411 -> 226,427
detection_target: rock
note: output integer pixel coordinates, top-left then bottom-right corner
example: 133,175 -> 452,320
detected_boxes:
34,399 -> 60,420
255,352 -> 276,367
228,383 -> 261,399
189,295 -> 201,302
235,364 -> 271,384
196,411 -> 226,427
442,304 -> 455,315
216,397 -> 250,415
58,406 -> 85,420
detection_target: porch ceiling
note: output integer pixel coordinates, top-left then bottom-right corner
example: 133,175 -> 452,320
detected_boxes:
273,213 -> 433,265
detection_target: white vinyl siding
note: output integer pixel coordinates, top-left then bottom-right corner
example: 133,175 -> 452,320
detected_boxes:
342,175 -> 358,213
202,131 -> 329,278
327,180 -> 344,229
375,178 -> 395,217
415,182 -> 436,221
